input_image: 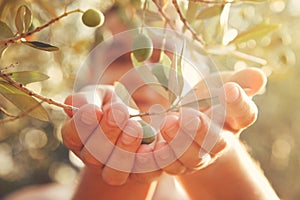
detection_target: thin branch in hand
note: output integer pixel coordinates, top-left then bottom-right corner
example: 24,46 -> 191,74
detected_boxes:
0,72 -> 78,111
188,0 -> 234,5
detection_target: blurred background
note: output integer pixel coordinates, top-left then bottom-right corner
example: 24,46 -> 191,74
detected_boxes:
0,0 -> 299,199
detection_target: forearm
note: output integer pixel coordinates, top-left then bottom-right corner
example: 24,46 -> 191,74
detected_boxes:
72,167 -> 155,200
177,132 -> 279,200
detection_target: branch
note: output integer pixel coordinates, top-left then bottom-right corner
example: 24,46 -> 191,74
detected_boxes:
0,72 -> 78,111
172,0 -> 205,47
0,8 -> 83,46
152,0 -> 177,30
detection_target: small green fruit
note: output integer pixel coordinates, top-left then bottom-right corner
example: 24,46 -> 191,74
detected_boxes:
132,33 -> 153,62
82,9 -> 104,27
138,120 -> 156,144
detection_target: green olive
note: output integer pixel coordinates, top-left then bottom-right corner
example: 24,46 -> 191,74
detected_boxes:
138,120 -> 156,144
132,33 -> 153,62
82,9 -> 105,28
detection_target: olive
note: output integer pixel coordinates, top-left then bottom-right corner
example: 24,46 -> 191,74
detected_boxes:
132,33 -> 153,62
82,9 -> 104,28
138,120 -> 156,144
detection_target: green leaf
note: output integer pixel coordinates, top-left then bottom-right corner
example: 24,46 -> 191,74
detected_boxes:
7,71 -> 49,85
22,41 -> 59,51
181,96 -> 219,109
151,63 -> 169,89
15,5 -> 32,34
0,81 -> 49,121
186,1 -> 199,22
0,21 -> 14,40
196,5 -> 223,20
131,53 -> 169,99
114,81 -> 139,110
231,21 -> 280,44
167,43 -> 185,105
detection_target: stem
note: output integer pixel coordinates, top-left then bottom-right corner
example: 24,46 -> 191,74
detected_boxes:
141,0 -> 148,34
0,8 -> 83,46
172,0 -> 205,47
0,72 -> 78,111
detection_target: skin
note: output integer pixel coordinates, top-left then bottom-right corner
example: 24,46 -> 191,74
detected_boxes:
60,11 -> 279,200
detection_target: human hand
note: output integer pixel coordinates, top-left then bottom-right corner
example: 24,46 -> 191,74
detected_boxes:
149,68 -> 266,174
62,85 -> 163,186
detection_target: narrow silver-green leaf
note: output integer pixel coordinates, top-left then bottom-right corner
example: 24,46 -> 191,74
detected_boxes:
0,81 -> 49,121
231,21 -> 280,44
15,5 -> 32,34
151,63 -> 169,89
186,1 -> 199,22
22,41 -> 59,51
8,71 -> 49,85
196,5 -> 223,20
114,81 -> 139,110
0,21 -> 14,40
131,53 -> 169,99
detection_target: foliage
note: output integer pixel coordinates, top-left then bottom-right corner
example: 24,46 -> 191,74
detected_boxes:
0,0 -> 297,198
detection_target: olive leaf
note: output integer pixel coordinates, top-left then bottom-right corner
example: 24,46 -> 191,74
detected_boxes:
114,81 -> 139,110
22,40 -> 59,51
131,53 -> 169,99
0,81 -> 49,121
15,5 -> 32,34
6,71 -> 49,85
186,1 -> 199,22
230,20 -> 280,44
0,21 -> 14,40
151,52 -> 172,89
196,5 -> 223,20
168,42 -> 185,105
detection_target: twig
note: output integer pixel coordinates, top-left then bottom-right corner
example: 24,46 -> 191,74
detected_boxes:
172,0 -> 205,47
0,72 -> 78,111
152,0 -> 177,30
0,8 -> 83,46
0,101 -> 44,124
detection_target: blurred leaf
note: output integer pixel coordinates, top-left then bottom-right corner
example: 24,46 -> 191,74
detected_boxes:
231,21 -> 280,44
0,44 -> 8,58
15,5 -> 32,34
0,20 -> 14,40
7,71 -> 49,85
114,81 -> 139,110
181,96 -> 219,108
131,53 -> 169,99
0,81 -> 49,121
186,1 -> 199,22
22,41 -> 59,51
196,5 -> 222,20
151,63 -> 169,88
168,43 -> 185,104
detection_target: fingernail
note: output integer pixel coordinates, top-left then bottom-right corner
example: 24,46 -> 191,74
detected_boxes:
180,108 -> 201,133
199,153 -> 212,165
108,108 -> 128,127
225,85 -> 240,103
121,124 -> 141,145
80,109 -> 99,125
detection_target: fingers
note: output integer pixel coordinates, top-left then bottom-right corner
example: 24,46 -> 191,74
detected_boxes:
229,68 -> 267,96
221,82 -> 258,131
102,120 -> 143,185
160,108 -> 227,171
61,104 -> 102,156
131,145 -> 162,183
